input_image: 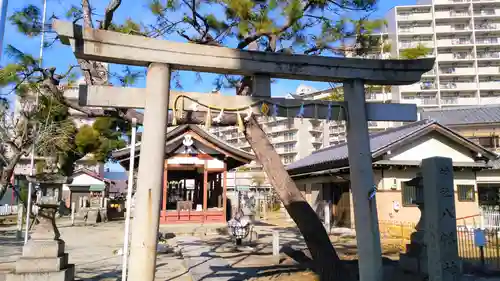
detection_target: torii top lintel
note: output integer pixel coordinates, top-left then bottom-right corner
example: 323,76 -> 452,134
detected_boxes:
53,20 -> 435,86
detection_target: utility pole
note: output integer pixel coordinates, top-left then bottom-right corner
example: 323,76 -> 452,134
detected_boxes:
122,118 -> 137,281
0,0 -> 8,62
24,0 -> 47,245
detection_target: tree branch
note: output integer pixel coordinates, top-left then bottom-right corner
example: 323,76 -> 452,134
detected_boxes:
237,2 -> 312,50
82,0 -> 93,28
102,0 -> 122,30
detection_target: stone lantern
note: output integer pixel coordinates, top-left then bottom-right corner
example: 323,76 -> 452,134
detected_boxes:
7,162 -> 75,281
399,172 -> 428,274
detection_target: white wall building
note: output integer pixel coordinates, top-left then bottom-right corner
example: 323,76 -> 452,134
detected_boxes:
385,0 -> 500,107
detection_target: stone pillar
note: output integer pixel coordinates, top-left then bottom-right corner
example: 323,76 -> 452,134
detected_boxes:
7,206 -> 75,281
128,63 -> 171,281
324,202 -> 331,233
203,161 -> 208,212
223,164 -> 227,221
16,204 -> 24,239
344,79 -> 382,281
421,157 -> 461,281
162,167 -> 168,222
71,202 -> 75,226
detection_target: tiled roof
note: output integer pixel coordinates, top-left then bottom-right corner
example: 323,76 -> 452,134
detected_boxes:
286,119 -> 498,175
286,120 -> 434,173
420,105 -> 500,125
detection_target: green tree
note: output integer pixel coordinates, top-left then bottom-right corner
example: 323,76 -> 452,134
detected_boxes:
3,1 -> 388,279
0,46 -> 127,201
400,43 -> 432,59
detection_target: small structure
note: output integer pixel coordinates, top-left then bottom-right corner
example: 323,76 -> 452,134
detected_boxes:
61,168 -> 110,212
287,119 -> 499,227
112,124 -> 254,224
7,173 -> 75,281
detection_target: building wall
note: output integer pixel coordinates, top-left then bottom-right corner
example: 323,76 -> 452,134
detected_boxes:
387,1 -> 500,108
387,133 -> 476,162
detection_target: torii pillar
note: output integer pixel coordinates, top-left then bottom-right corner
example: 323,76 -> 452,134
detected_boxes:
128,63 -> 170,280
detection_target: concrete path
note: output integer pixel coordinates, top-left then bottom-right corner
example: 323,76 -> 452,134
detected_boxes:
176,236 -> 257,281
0,221 -> 190,281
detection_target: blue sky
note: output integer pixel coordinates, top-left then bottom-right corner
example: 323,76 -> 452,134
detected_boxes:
1,0 -> 418,171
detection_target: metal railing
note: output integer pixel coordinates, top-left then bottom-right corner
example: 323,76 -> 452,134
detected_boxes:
379,220 -> 500,271
0,204 -> 18,216
481,209 -> 500,229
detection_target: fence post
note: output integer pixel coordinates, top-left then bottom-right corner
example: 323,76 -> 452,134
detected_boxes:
71,202 -> 75,226
496,230 -> 500,270
324,203 -> 330,234
480,209 -> 485,229
16,204 -> 24,240
273,230 -> 280,264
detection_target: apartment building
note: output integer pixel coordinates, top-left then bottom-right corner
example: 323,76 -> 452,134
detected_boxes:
385,0 -> 500,107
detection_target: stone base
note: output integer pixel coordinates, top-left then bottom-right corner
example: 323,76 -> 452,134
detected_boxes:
6,264 -> 75,281
16,254 -> 68,273
22,239 -> 65,258
399,253 -> 427,274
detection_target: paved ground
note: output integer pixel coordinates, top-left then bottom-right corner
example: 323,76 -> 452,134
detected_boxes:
0,220 -> 190,281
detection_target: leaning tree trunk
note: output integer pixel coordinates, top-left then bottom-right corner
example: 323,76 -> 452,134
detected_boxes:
244,116 -> 349,280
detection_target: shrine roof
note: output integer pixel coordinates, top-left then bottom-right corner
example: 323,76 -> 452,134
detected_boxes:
111,124 -> 254,169
286,119 -> 499,176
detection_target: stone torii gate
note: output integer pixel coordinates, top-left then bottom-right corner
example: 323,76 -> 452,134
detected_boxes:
53,20 -> 434,281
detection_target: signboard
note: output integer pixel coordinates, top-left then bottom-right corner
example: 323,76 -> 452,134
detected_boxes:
236,186 -> 250,192
176,157 -> 197,165
474,229 -> 486,247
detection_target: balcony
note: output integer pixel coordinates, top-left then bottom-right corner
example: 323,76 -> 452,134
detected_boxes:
476,37 -> 500,46
475,24 -> 499,31
440,97 -> 477,105
397,13 -> 433,21
435,11 -> 471,18
479,82 -> 500,90
435,0 -> 469,3
311,137 -> 322,144
474,10 -> 498,17
309,125 -> 323,132
398,26 -> 434,34
438,53 -> 474,61
399,41 -> 433,49
440,82 -> 477,90
400,82 -> 437,92
273,135 -> 297,143
477,52 -> 500,59
477,67 -> 500,74
401,97 -> 439,106
439,67 -> 476,75
480,96 -> 500,104
435,25 -> 471,33
437,39 -> 472,47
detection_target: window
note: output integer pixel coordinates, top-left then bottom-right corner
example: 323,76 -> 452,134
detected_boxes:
284,144 -> 295,152
283,155 -> 294,164
402,182 -> 417,206
458,185 -> 475,202
284,132 -> 295,141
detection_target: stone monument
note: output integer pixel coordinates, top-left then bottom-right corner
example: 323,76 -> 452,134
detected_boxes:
421,157 -> 462,281
7,173 -> 75,281
399,157 -> 462,281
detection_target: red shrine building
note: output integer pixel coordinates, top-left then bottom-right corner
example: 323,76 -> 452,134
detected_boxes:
112,124 -> 254,224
